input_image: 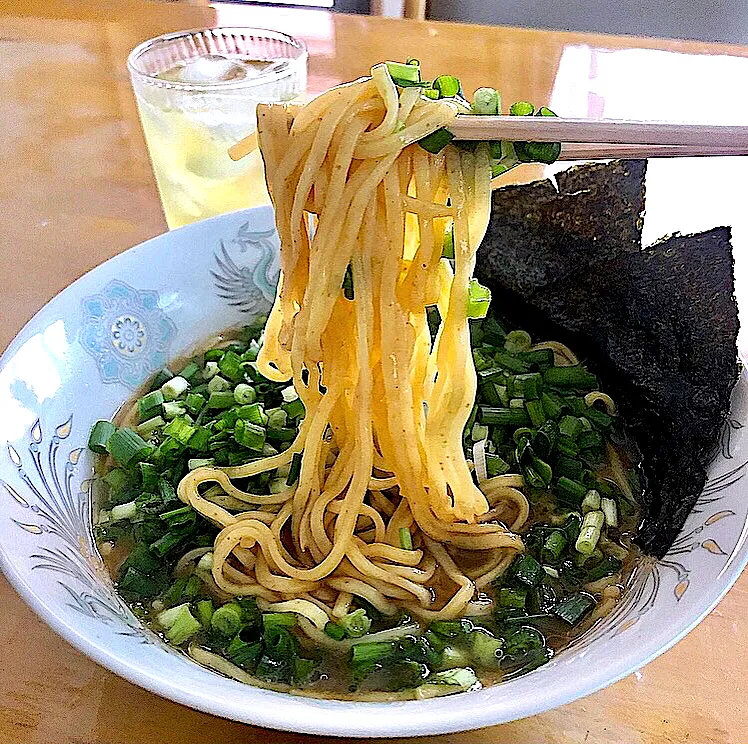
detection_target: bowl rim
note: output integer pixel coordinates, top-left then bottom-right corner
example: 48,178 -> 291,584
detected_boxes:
1,207 -> 747,737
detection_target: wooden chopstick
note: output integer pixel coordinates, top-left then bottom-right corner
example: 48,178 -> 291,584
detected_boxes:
558,143 -> 748,160
450,116 -> 748,148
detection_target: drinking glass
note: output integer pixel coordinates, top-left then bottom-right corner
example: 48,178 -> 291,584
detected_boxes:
128,28 -> 307,228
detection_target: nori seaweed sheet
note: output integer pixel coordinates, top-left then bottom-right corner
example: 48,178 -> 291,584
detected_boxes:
476,160 -> 739,557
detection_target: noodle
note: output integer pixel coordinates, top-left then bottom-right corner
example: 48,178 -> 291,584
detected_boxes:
176,68 -> 525,620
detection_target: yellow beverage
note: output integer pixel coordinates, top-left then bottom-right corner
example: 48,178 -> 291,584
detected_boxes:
128,30 -> 307,229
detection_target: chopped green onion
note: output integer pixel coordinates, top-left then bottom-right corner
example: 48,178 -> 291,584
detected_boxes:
494,351 -> 531,373
188,427 -> 210,451
385,60 -> 420,84
234,420 -> 266,451
510,553 -> 543,588
159,505 -> 195,528
266,407 -> 287,429
399,527 -> 413,551
233,383 -> 256,405
559,415 -> 583,439
117,567 -> 161,599
542,529 -> 567,563
504,330 -> 532,353
350,641 -> 396,667
581,489 -> 601,514
237,402 -> 268,425
324,621 -> 346,641
416,668 -> 479,698
509,101 -> 534,116
88,420 -> 115,454
555,456 -> 583,481
150,368 -> 173,390
467,279 -> 491,318
470,631 -> 503,667
556,476 -> 588,506
430,619 -> 472,638
150,531 -> 185,557
286,452 -> 303,486
178,361 -> 201,382
267,427 -> 296,443
485,453 -> 511,476
110,500 -> 137,522
163,417 -> 196,445
138,390 -> 165,420
227,634 -> 263,668
136,415 -> 165,437
472,87 -> 500,115
543,366 -> 598,390
575,510 -> 605,555
211,602 -> 243,636
207,375 -> 231,393
207,391 -> 236,409
158,603 -> 201,644
418,128 -> 455,154
102,467 -> 128,491
105,427 -> 153,467
196,599 -> 214,629
585,554 -> 623,582
585,406 -> 613,430
552,592 -> 596,625
478,406 -> 529,427
161,376 -> 190,401
471,422 -> 489,442
499,586 -> 527,610
525,399 -> 547,427
432,74 -> 461,98
282,397 -> 305,420
138,461 -> 159,491
162,401 -> 186,420
185,392 -> 206,415
600,497 -> 618,527
340,608 -> 372,638
203,361 -> 220,379
218,350 -> 245,383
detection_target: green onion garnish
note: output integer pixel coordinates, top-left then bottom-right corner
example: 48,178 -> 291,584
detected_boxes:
399,527 -> 413,551
466,279 -> 491,318
552,592 -> 596,625
105,427 -> 153,467
418,128 -> 455,154
575,509 -> 605,555
432,74 -> 461,98
340,608 -> 372,638
88,420 -> 115,454
211,602 -> 243,637
472,87 -> 500,115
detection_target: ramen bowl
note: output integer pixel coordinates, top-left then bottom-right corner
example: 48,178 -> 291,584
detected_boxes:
1,207 -> 747,737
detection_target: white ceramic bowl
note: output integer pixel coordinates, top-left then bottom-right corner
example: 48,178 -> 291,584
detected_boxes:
1,207 -> 747,737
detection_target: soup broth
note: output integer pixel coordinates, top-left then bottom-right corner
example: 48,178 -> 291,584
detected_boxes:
92,318 -> 640,700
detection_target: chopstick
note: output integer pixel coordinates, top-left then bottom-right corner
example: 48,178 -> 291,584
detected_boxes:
558,143 -> 748,160
450,116 -> 748,150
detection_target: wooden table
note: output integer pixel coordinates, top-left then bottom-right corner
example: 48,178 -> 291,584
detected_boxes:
2,1 -> 748,741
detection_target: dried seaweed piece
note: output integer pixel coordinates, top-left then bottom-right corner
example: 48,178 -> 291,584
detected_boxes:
477,161 -> 738,557
482,160 -> 646,296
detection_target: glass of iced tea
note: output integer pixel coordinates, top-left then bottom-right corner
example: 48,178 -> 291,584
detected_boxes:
128,28 -> 307,228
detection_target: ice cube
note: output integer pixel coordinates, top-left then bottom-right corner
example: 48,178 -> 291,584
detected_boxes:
169,55 -> 251,84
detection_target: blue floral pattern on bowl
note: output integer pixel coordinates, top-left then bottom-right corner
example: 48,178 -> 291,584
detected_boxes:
79,279 -> 177,389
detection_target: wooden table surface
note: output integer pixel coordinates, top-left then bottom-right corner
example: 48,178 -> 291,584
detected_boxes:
2,1 -> 748,742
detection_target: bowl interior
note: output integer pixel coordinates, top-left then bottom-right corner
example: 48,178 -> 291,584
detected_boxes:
1,206 -> 747,737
